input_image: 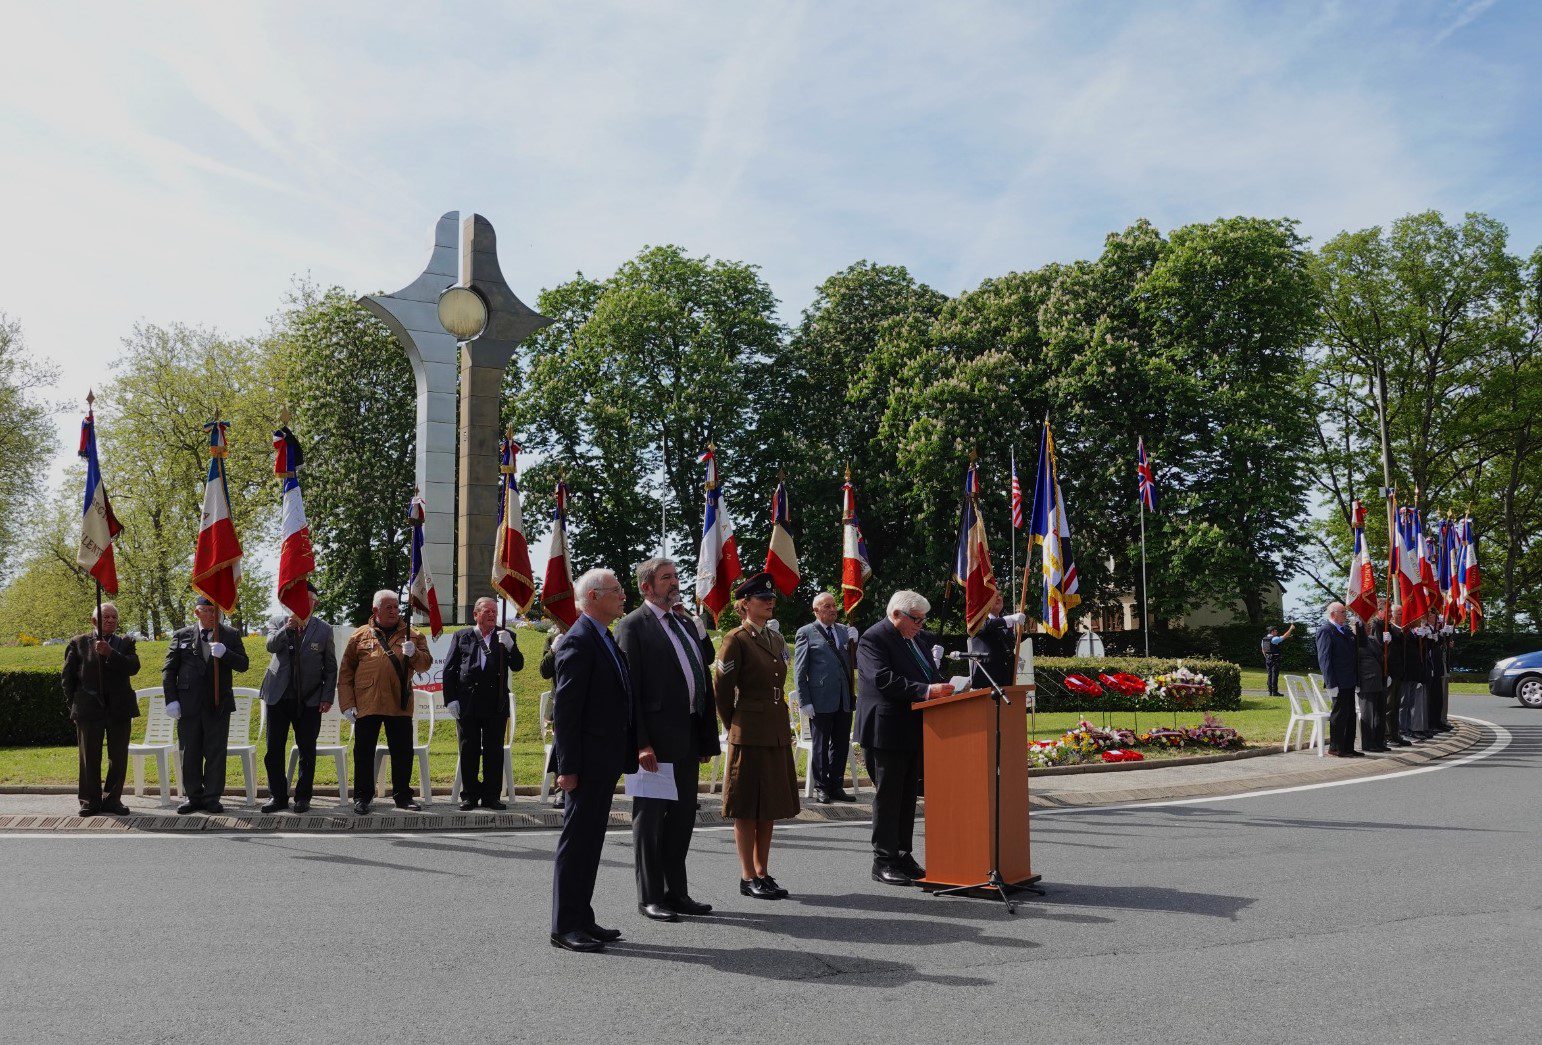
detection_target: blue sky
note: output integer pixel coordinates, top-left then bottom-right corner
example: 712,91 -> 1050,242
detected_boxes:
2,0 -> 1538,615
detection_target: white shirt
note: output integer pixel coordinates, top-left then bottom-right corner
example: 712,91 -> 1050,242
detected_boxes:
646,600 -> 699,705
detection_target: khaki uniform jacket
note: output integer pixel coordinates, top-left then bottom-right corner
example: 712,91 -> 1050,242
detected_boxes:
713,623 -> 792,748
337,622 -> 432,717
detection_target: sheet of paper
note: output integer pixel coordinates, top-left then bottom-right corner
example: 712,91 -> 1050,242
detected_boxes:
623,763 -> 678,801
949,675 -> 971,693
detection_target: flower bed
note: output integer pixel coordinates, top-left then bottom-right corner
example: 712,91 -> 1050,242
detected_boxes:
1028,713 -> 1247,768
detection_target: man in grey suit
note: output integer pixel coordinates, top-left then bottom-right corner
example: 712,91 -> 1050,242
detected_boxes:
259,583 -> 337,813
795,592 -> 857,805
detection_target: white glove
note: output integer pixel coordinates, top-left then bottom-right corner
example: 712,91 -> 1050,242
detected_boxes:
1003,612 -> 1027,628
1383,632 -> 1393,643
767,619 -> 781,633
497,631 -> 514,651
446,700 -> 461,720
847,625 -> 859,642
931,645 -> 944,665
343,707 -> 358,723
210,641 -> 226,659
693,617 -> 708,640
551,631 -> 567,650
401,640 -> 416,658
165,701 -> 182,720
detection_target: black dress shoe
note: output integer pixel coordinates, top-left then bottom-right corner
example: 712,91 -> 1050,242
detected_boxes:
1341,751 -> 1366,759
812,789 -> 833,805
550,930 -> 604,953
481,799 -> 507,811
740,877 -> 782,900
897,857 -> 926,879
459,800 -> 478,811
551,793 -> 566,809
177,800 -> 200,815
394,799 -> 423,812
758,875 -> 789,898
261,799 -> 289,814
293,801 -> 310,813
638,902 -> 680,922
102,802 -> 132,816
79,804 -> 102,817
204,801 -> 225,814
829,789 -> 856,802
353,800 -> 372,815
666,896 -> 714,916
872,865 -> 915,887
1364,746 -> 1392,753
585,924 -> 623,942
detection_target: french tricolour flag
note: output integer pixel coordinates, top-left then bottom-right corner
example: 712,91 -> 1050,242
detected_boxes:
1395,506 -> 1428,623
1345,500 -> 1377,622
77,401 -> 122,594
765,480 -> 799,597
841,473 -> 872,615
953,461 -> 998,636
492,437 -> 536,613
541,480 -> 577,630
191,420 -> 243,613
407,492 -> 444,637
273,426 -> 316,619
696,448 -> 741,623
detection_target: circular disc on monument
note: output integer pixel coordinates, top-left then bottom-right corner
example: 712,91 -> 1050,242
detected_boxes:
438,285 -> 489,341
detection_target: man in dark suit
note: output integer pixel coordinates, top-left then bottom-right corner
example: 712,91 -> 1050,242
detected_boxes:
61,602 -> 142,816
1314,602 -> 1361,758
856,590 -> 954,886
442,596 -> 525,811
259,583 -> 336,813
615,557 -> 719,922
966,592 -> 1024,691
550,568 -> 638,953
162,595 -> 251,813
794,592 -> 856,804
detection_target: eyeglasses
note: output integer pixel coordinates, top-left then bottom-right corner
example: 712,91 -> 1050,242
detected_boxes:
901,611 -> 926,624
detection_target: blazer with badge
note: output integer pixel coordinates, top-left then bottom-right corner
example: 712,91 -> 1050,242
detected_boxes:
442,626 -> 524,719
162,623 -> 251,716
794,621 -> 852,715
615,604 -> 720,766
552,613 -> 639,779
713,622 -> 792,749
259,617 -> 337,707
855,619 -> 940,751
62,632 -> 142,722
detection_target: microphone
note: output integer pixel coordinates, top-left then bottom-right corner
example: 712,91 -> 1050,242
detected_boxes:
946,650 -> 987,661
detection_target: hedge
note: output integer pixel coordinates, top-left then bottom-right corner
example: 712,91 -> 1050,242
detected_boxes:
1031,657 -> 1242,712
0,668 -> 74,746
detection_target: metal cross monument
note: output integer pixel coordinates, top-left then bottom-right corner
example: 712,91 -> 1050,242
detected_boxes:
360,212 -> 551,626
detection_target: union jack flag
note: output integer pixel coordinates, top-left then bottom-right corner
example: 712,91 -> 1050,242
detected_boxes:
1137,437 -> 1158,512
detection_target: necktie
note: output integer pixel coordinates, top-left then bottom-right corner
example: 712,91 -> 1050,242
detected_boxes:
600,627 -> 631,694
823,625 -> 836,646
663,611 -> 708,704
907,640 -> 932,679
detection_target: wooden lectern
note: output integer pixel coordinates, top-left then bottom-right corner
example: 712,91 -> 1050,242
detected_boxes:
916,684 -> 1039,895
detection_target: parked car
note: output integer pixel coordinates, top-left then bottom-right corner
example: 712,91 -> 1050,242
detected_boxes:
1489,651 -> 1542,708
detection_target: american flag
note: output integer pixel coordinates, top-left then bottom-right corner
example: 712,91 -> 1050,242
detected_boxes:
1010,452 -> 1024,529
1137,437 -> 1158,512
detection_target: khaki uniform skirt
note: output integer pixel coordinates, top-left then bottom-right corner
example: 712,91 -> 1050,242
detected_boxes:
722,742 -> 799,821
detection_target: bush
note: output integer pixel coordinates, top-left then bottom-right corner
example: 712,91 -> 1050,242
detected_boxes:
0,668 -> 74,746
1031,657 -> 1242,712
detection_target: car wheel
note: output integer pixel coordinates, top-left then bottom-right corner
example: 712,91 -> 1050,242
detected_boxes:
1517,675 -> 1542,709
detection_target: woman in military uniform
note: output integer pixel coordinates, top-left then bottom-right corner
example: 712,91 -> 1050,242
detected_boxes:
714,572 -> 800,900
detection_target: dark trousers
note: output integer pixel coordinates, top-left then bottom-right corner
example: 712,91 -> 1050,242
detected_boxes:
811,710 -> 852,792
1384,681 -> 1404,742
178,708 -> 231,803
1358,689 -> 1385,749
354,714 -> 415,803
1328,686 -> 1357,754
1430,679 -> 1449,728
1266,658 -> 1283,695
76,717 -> 131,807
551,763 -> 622,934
632,757 -> 701,905
864,746 -> 920,863
456,715 -> 508,802
264,700 -> 321,805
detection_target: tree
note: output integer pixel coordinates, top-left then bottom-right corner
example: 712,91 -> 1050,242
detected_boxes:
505,246 -> 783,600
0,483 -> 97,642
96,323 -> 279,636
0,313 -> 60,584
267,281 -> 416,625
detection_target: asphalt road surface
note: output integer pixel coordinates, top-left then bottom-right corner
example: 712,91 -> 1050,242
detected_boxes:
4,696 -> 1537,1044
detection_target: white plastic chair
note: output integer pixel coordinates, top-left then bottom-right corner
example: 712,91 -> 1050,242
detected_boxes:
128,689 -> 179,803
449,691 -> 516,804
224,693 -> 259,805
538,690 -> 556,801
705,727 -> 731,794
1307,672 -> 1361,724
286,704 -> 351,804
1282,675 -> 1328,756
373,689 -> 435,806
794,708 -> 817,798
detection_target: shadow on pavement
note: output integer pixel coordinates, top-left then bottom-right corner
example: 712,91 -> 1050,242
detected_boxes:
601,942 -> 995,986
1031,882 -> 1257,921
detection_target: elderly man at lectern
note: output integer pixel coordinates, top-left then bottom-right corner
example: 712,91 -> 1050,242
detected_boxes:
856,590 -> 954,887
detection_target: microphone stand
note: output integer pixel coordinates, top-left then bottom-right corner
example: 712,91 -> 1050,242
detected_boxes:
932,656 -> 1044,914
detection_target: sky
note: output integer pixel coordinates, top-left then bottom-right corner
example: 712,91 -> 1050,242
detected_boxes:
2,0 -> 1538,618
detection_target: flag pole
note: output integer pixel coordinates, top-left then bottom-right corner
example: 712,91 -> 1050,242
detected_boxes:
211,408 -> 223,710
86,391 -> 107,696
1139,493 -> 1150,658
1010,448 -> 1018,627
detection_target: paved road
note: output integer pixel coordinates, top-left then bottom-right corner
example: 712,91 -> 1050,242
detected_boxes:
4,695 -> 1537,1044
